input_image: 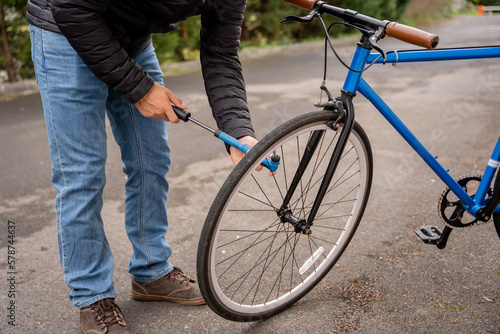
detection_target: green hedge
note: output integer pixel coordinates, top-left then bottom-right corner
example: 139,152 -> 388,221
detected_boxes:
154,0 -> 412,64
2,0 -> 422,81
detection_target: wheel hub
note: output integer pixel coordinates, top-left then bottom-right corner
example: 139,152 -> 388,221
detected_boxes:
279,210 -> 312,235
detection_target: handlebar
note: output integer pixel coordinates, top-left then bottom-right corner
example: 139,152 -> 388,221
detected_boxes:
283,0 -> 439,50
386,22 -> 439,50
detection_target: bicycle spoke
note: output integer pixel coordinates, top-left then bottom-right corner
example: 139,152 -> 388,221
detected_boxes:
289,233 -> 300,294
225,225 -> 296,300
228,209 -> 277,212
217,218 -> 282,275
295,131 -> 337,213
314,185 -> 360,221
276,225 -> 288,301
309,147 -> 357,199
247,224 -> 296,305
308,235 -> 337,246
281,145 -> 288,192
301,198 -> 357,211
313,214 -> 352,222
301,144 -> 354,208
220,229 -> 286,233
309,235 -> 329,261
302,166 -> 360,214
238,191 -> 274,208
224,239 -> 285,297
245,221 -> 285,305
272,172 -> 284,201
283,226 -> 304,284
216,219 -> 281,250
251,174 -> 277,210
217,232 -> 276,267
289,142 -> 353,216
264,225 -> 305,303
327,167 -> 360,195
310,224 -> 347,230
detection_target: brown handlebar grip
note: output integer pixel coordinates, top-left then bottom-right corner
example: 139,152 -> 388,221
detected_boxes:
283,0 -> 320,10
386,22 -> 439,50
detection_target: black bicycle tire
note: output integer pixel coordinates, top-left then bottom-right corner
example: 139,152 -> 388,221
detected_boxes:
197,110 -> 373,322
493,170 -> 500,239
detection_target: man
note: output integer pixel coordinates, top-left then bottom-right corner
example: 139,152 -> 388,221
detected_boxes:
26,0 -> 257,332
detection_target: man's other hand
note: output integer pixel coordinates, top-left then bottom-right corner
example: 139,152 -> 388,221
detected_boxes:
135,82 -> 187,122
230,136 -> 275,176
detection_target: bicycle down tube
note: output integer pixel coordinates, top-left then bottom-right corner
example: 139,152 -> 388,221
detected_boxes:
346,43 -> 500,216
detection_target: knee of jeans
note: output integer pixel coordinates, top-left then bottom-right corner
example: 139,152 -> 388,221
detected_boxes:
151,149 -> 171,176
51,158 -> 106,193
122,153 -> 171,181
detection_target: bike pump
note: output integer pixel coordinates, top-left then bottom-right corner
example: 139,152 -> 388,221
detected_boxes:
171,105 -> 280,173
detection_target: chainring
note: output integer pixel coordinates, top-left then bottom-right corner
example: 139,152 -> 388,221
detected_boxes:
438,174 -> 492,228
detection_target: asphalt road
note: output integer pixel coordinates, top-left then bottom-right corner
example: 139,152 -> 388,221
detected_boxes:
0,14 -> 499,334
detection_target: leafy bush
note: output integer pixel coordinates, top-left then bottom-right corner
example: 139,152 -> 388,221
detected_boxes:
154,0 -> 412,63
2,0 -> 436,81
0,0 -> 33,82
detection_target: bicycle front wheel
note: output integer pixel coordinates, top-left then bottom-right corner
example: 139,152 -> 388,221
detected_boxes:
197,110 -> 373,321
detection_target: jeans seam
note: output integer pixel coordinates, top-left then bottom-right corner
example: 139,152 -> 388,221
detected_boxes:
127,104 -> 157,277
40,29 -> 68,281
29,30 -> 34,63
40,29 -> 45,70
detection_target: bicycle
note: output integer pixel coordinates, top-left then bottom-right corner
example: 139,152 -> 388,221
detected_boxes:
188,0 -> 500,322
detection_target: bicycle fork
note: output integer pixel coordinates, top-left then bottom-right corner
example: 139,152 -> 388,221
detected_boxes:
277,92 -> 356,234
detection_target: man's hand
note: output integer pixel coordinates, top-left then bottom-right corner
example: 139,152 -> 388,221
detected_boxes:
230,136 -> 275,175
135,82 -> 187,122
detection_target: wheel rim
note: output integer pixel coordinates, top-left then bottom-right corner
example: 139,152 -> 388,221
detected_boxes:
207,121 -> 370,315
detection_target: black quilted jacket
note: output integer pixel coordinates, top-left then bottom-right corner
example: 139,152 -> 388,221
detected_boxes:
26,0 -> 254,140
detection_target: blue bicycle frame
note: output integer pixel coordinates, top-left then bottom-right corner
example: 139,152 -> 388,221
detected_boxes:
343,45 -> 500,217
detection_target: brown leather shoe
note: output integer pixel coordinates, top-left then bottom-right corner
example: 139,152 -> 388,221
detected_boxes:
79,298 -> 131,334
131,267 -> 205,306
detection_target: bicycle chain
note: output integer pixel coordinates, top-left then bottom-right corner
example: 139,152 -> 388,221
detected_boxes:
438,174 -> 493,229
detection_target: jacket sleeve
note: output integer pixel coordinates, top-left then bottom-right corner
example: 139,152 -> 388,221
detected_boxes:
51,0 -> 154,103
200,0 -> 255,140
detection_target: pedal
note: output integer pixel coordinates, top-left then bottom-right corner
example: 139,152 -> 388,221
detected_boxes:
414,225 -> 442,244
415,225 -> 452,249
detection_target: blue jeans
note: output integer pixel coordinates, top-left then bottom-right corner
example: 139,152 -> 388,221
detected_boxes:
30,25 -> 173,307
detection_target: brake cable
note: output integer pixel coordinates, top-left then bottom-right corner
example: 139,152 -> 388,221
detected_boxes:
318,15 -> 383,77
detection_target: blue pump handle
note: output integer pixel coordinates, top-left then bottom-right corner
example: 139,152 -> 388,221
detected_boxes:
217,132 -> 280,173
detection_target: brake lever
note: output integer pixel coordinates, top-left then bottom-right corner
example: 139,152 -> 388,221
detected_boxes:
281,9 -> 320,24
367,24 -> 388,64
